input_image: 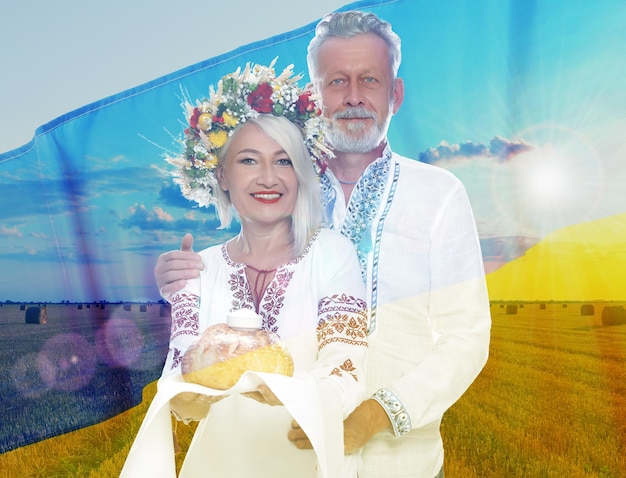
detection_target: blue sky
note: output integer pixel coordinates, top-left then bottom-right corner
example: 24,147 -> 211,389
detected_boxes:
0,0 -> 625,303
0,0 -> 349,153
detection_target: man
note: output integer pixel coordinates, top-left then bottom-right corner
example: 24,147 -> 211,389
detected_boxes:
155,11 -> 491,478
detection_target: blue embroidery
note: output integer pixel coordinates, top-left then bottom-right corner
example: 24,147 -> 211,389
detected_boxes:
320,175 -> 336,227
320,150 -> 399,334
369,161 -> 399,333
341,158 -> 390,283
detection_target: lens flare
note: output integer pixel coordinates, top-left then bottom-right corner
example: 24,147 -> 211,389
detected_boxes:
95,315 -> 145,369
37,333 -> 97,392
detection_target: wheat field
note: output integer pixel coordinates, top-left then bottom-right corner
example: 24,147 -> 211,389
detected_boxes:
0,301 -> 624,477
443,302 -> 626,477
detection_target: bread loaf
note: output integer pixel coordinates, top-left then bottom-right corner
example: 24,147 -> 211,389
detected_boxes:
181,320 -> 293,390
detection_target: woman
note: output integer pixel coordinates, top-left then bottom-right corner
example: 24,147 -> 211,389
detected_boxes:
122,62 -> 368,478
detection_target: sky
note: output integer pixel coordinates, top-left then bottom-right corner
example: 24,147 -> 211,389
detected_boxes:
0,0 -> 349,153
0,0 -> 625,303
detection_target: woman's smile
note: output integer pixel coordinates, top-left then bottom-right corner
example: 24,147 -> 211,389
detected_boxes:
251,191 -> 282,203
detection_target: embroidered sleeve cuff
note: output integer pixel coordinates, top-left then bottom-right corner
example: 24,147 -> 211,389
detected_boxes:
372,388 -> 412,438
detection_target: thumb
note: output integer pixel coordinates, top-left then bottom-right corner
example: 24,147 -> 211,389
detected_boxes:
181,233 -> 194,252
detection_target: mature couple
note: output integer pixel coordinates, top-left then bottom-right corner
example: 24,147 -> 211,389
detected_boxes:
131,10 -> 490,478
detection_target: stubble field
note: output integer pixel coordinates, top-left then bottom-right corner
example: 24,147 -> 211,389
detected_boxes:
0,301 -> 624,477
443,301 -> 626,477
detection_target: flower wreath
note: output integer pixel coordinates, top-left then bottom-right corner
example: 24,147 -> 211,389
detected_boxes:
166,58 -> 333,208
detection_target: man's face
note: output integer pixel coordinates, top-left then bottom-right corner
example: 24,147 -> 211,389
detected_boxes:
314,33 -> 403,153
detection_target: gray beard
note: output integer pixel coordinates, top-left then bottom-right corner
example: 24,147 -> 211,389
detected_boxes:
325,106 -> 391,154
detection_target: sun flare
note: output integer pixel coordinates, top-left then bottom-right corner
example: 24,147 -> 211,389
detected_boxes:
517,149 -> 575,210
490,124 -> 605,238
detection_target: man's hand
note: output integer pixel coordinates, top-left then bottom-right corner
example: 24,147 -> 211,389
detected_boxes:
288,399 -> 393,454
154,233 -> 204,297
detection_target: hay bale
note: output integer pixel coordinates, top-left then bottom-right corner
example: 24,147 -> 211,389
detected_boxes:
20,304 -> 26,311
506,304 -> 518,315
580,304 -> 595,316
77,304 -> 83,310
539,303 -> 546,310
601,306 -> 626,326
160,304 -> 171,318
139,304 -> 147,312
25,306 -> 48,324
123,303 -> 132,312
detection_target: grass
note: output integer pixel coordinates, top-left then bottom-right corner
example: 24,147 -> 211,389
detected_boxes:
0,381 -> 198,478
0,303 -> 170,454
0,301 -> 624,477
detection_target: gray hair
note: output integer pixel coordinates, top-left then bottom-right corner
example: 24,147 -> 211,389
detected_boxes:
307,10 -> 402,84
214,115 -> 323,256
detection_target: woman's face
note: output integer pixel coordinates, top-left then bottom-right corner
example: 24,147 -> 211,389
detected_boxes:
217,122 -> 298,228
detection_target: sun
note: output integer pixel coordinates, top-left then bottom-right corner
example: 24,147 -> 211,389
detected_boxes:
491,124 -> 605,238
517,148 -> 575,211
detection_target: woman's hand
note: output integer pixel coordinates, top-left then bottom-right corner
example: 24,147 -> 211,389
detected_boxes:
170,392 -> 224,422
242,384 -> 283,406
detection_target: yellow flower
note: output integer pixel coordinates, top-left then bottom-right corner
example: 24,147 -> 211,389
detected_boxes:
208,129 -> 228,149
222,112 -> 238,128
197,113 -> 212,131
205,153 -> 218,168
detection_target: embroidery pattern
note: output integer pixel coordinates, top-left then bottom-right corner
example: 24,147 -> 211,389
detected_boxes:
320,150 -> 399,335
320,175 -> 337,225
372,388 -> 412,438
330,359 -> 359,382
170,292 -> 200,341
317,293 -> 368,349
260,268 -> 294,334
227,266 -> 255,312
340,155 -> 390,282
221,231 -> 318,334
169,291 -> 200,371
368,159 -> 399,334
171,348 -> 183,370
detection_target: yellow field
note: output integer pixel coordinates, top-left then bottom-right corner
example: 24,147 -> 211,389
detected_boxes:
1,301 -> 624,477
443,302 -> 626,477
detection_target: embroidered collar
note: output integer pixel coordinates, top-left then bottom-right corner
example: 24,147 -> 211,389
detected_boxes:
320,146 -> 398,334
320,146 -> 393,273
220,227 -> 321,270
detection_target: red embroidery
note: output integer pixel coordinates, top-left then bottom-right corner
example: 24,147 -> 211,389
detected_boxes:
171,347 -> 183,370
223,241 -> 294,336
317,294 -> 368,349
260,268 -> 293,334
170,292 -> 200,341
331,359 -> 359,381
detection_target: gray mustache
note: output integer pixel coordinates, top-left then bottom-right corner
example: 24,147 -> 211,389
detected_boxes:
334,107 -> 376,120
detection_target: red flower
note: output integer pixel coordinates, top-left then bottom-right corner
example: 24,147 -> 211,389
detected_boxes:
247,83 -> 274,113
296,92 -> 315,115
189,108 -> 201,129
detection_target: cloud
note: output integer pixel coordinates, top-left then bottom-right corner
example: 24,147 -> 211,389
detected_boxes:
0,224 -> 22,237
419,136 -> 535,163
119,203 -> 219,232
